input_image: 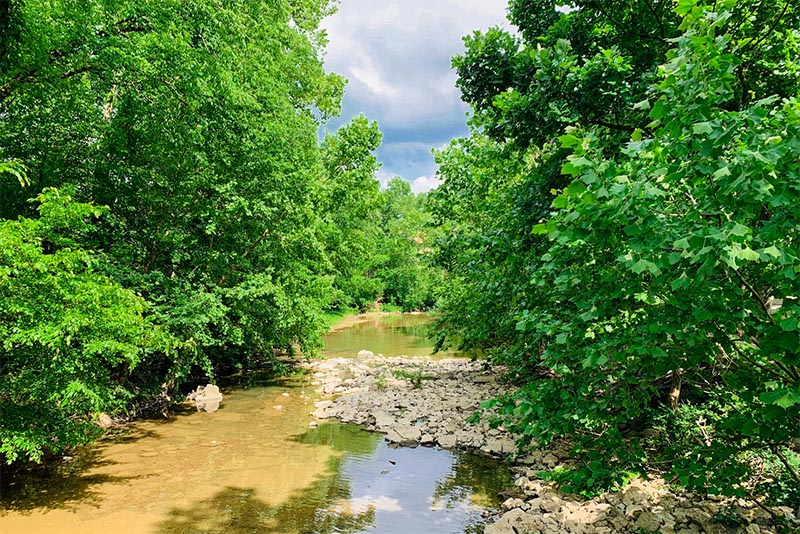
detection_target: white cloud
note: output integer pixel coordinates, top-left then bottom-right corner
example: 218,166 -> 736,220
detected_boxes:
374,169 -> 397,189
410,175 -> 442,194
321,0 -> 509,183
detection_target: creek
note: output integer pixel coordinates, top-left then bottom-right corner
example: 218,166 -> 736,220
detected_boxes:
0,314 -> 511,534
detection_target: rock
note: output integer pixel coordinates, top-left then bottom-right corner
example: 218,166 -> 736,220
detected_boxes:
542,453 -> 559,468
357,350 -> 374,357
593,503 -> 613,521
188,384 -> 223,413
502,497 -> 526,511
625,504 -> 644,518
684,508 -> 712,526
437,434 -> 458,449
484,508 -> 530,534
472,375 -> 495,384
484,437 -> 516,455
309,421 -> 318,428
371,409 -> 395,429
539,498 -> 561,513
622,486 -> 650,506
634,511 -> 663,532
385,424 -> 421,447
96,412 -> 114,429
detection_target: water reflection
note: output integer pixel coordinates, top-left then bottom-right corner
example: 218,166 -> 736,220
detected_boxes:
0,316 -> 506,534
153,423 -> 510,534
322,314 -> 463,359
297,424 -> 511,534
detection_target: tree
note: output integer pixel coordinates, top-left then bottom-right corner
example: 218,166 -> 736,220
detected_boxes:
435,0 -> 800,502
0,0 -> 355,461
374,178 -> 438,311
0,189 -> 182,463
0,0 -> 345,372
318,116 -> 384,311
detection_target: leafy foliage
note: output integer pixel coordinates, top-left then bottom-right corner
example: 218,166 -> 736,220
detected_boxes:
318,116 -> 385,311
0,189 -> 181,462
0,0 -> 357,463
435,0 -> 800,502
374,178 -> 439,311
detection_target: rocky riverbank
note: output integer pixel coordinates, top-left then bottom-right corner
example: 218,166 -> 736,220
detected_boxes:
305,355 -> 796,534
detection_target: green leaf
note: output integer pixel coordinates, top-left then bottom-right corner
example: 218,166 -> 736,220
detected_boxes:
692,122 -> 713,134
675,0 -> 697,15
736,247 -> 760,261
558,134 -> 581,148
631,259 -> 661,276
566,180 -> 587,197
673,237 -> 691,250
729,223 -> 749,237
713,166 -> 731,179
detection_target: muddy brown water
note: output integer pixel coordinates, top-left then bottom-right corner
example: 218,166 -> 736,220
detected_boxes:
0,314 -> 510,533
321,313 -> 472,360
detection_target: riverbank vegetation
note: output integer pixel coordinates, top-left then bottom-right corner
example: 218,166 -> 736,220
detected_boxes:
0,0 -> 433,464
432,0 -> 799,509
2,0 -> 798,517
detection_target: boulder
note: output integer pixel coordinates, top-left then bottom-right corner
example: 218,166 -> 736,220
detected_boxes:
96,412 -> 114,429
188,384 -> 223,413
385,424 -> 421,447
371,409 -> 395,429
634,511 -> 663,532
437,434 -> 458,449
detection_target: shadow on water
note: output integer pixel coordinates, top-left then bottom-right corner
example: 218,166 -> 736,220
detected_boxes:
155,478 -> 376,534
156,429 -> 379,534
154,422 -> 512,534
433,451 -> 515,509
0,427 -> 158,514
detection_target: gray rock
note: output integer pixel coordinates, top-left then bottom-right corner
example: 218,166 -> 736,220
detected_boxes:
420,433 -> 435,445
634,511 -> 663,532
437,434 -> 458,449
542,452 -> 559,468
385,424 -> 421,447
371,409 -> 395,429
485,437 -> 516,455
484,508 -> 529,534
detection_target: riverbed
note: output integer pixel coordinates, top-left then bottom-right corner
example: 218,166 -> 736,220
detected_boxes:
0,314 -> 511,534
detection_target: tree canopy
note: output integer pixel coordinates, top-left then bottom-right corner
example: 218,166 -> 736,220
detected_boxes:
433,0 -> 800,504
0,0 -> 353,463
0,0 -> 441,464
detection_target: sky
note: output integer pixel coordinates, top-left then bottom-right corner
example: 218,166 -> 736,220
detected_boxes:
320,0 -> 512,193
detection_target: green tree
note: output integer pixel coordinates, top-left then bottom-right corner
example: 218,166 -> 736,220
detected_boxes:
0,0 -> 345,372
0,189 -> 182,463
375,177 -> 438,311
435,0 -> 800,501
318,116 -> 384,311
0,0 -> 362,462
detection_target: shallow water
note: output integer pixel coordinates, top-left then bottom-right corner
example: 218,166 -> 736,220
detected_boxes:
322,313 -> 465,359
0,315 -> 510,533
